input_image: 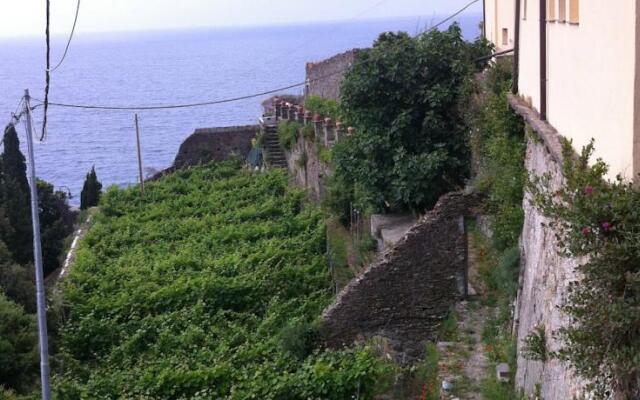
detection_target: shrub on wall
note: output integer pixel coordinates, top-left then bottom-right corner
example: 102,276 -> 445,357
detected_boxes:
304,96 -> 342,121
329,25 -> 491,220
473,60 -> 526,251
277,120 -> 300,151
529,140 -> 640,399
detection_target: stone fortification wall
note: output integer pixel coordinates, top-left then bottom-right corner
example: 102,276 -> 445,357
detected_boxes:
305,50 -> 358,101
320,191 -> 484,360
509,95 -> 587,399
173,125 -> 259,169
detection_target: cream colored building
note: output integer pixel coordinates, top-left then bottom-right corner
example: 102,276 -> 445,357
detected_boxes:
483,0 -> 516,52
486,0 -> 640,180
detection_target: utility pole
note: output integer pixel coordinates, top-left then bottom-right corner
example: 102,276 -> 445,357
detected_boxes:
23,89 -> 51,400
134,114 -> 145,196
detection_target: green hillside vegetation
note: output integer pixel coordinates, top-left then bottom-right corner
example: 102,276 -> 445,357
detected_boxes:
55,161 -> 390,399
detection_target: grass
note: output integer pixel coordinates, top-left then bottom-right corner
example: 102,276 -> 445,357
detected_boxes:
413,342 -> 441,400
438,308 -> 460,342
480,375 -> 525,400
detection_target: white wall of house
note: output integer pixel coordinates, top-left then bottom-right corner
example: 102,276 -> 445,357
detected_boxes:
518,0 -> 638,179
484,0 -> 516,52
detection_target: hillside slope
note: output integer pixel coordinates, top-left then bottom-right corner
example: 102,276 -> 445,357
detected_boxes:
55,162 -> 387,399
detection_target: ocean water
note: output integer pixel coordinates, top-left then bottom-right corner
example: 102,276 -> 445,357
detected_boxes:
0,15 -> 481,204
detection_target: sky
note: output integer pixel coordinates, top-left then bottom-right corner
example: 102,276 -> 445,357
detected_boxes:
0,0 -> 482,38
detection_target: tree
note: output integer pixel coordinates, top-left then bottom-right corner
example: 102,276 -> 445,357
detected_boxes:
331,25 -> 491,219
0,292 -> 39,394
0,240 -> 35,313
38,180 -> 75,276
1,125 -> 32,265
80,166 -> 102,210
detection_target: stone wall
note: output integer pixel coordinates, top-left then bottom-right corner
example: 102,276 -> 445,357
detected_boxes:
509,95 -> 587,399
173,125 -> 259,169
305,50 -> 358,101
285,133 -> 331,202
273,99 -> 352,201
321,191 -> 484,360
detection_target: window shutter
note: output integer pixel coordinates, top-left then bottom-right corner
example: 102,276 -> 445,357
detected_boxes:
569,0 -> 579,23
558,0 -> 567,22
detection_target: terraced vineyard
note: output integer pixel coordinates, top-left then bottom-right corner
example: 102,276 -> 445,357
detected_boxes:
55,162 -> 388,399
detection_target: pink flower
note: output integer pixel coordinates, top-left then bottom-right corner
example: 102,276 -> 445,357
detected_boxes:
584,186 -> 594,196
581,226 -> 592,236
601,222 -> 612,232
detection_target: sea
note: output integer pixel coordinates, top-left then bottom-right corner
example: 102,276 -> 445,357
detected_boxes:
0,15 -> 481,205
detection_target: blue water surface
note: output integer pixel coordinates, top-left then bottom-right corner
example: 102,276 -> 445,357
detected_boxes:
0,15 -> 481,204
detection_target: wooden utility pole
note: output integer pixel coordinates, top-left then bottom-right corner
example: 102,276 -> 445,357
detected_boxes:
134,114 -> 145,196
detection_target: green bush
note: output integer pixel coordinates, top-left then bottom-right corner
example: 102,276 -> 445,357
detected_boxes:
480,376 -> 524,400
474,66 -> 525,251
55,162 -> 390,399
521,325 -> 547,362
304,96 -> 342,121
278,320 -> 320,361
331,26 -> 491,217
278,120 -> 300,151
0,293 -> 39,394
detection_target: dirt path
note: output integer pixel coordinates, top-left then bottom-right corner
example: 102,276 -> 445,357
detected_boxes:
436,235 -> 491,399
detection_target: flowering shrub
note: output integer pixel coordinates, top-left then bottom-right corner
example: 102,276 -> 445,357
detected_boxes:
529,140 -> 640,399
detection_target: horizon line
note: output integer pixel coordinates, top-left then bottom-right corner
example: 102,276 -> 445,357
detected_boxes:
0,11 -> 482,40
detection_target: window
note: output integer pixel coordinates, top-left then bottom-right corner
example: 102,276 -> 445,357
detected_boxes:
502,28 -> 509,45
569,0 -> 579,23
523,0 -> 527,20
558,0 -> 567,22
548,0 -> 556,21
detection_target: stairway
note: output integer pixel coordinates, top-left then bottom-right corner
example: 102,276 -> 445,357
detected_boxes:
262,123 -> 288,168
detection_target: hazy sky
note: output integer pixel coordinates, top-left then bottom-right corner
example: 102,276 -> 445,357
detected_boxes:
0,0 -> 481,38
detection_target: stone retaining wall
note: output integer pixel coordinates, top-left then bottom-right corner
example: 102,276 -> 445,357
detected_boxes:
509,95 -> 587,399
321,191 -> 484,360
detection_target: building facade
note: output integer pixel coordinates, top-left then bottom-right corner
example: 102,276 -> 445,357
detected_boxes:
485,0 -> 640,180
483,1 -> 640,398
484,0 -> 516,52
521,0 -> 638,180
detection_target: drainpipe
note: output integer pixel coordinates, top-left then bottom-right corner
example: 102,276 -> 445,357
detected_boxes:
512,0 -> 521,94
540,0 -> 547,120
482,0 -> 487,38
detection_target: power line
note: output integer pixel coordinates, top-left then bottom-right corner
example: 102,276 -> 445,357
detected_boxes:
427,0 -> 480,31
32,81 -> 307,110
42,0 -> 51,141
31,0 -> 481,113
50,0 -> 81,73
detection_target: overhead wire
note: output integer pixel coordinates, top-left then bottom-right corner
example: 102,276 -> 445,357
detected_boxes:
41,0 -> 51,141
50,0 -> 81,73
426,0 -> 480,31
33,0 -> 481,113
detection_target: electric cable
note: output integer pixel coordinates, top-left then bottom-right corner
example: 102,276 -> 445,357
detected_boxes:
42,0 -> 51,141
33,0 -> 481,113
427,0 -> 479,31
50,0 -> 81,73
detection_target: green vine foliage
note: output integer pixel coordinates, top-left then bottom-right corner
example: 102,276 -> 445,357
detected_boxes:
55,162 -> 391,399
330,25 -> 491,219
529,141 -> 640,398
278,120 -> 300,151
473,58 -> 525,251
304,96 -> 342,122
521,325 -> 547,362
